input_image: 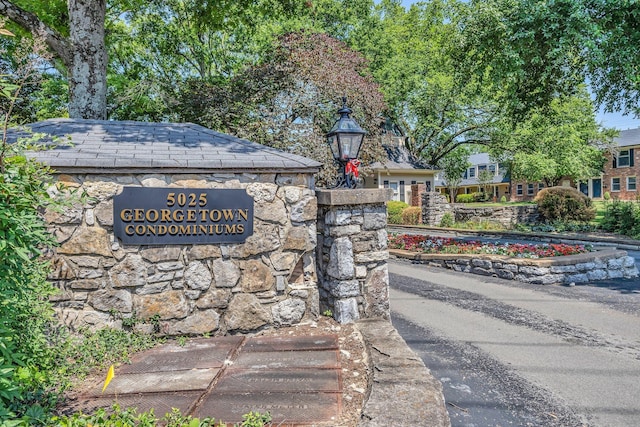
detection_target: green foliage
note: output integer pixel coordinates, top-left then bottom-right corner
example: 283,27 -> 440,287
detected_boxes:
451,219 -> 506,231
439,212 -> 454,228
463,0 -> 640,117
491,88 -> 613,187
516,221 -> 598,234
401,206 -> 421,225
477,169 -> 495,196
500,195 -> 507,203
51,405 -> 272,427
387,201 -> 409,224
439,146 -> 471,200
179,31 -> 387,185
534,186 -> 595,223
240,411 -> 272,427
603,191 -> 611,201
52,328 -> 161,382
0,33 -> 63,419
600,200 -> 640,239
362,0 -> 504,166
472,192 -> 490,202
0,328 -> 22,407
456,194 -> 474,203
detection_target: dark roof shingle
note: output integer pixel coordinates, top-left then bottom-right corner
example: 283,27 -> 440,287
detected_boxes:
10,119 -> 321,173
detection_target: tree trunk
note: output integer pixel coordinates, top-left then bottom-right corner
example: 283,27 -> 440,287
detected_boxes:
0,0 -> 108,120
67,0 -> 107,119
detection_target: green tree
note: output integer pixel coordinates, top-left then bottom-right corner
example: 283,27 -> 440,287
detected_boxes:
1,0 -> 108,119
360,0 -> 504,166
492,88 -> 615,187
0,0 -> 300,120
179,31 -> 387,185
439,146 -> 471,202
105,0 -> 303,121
463,0 -> 640,117
477,168 -> 495,201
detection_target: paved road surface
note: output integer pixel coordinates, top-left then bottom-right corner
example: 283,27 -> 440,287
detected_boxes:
389,259 -> 640,427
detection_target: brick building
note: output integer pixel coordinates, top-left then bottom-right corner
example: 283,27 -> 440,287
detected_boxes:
509,128 -> 640,201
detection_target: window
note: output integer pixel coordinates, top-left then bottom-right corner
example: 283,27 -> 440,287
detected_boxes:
389,182 -> 399,200
489,164 -> 497,175
612,177 -> 621,192
628,177 -> 637,191
618,150 -> 631,167
478,165 -> 487,172
516,184 -> 523,196
468,167 -> 476,178
527,183 -> 534,196
538,182 -> 545,191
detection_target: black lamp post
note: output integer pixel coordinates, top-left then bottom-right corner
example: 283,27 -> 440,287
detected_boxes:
326,97 -> 366,188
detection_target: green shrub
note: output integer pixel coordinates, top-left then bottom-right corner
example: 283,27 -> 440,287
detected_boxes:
534,186 -> 595,223
500,195 -> 507,203
401,206 -> 421,225
387,201 -> 409,224
472,192 -> 490,202
603,191 -> 611,201
601,200 -> 640,238
52,406 -> 272,427
455,194 -> 474,203
0,140 -> 62,420
439,212 -> 454,228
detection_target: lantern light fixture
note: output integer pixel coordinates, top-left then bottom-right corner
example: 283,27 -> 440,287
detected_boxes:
325,97 -> 366,188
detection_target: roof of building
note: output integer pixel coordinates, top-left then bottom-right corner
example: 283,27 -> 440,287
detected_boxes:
468,152 -> 492,165
434,152 -> 509,187
9,118 -> 322,173
370,144 -> 437,173
615,127 -> 640,148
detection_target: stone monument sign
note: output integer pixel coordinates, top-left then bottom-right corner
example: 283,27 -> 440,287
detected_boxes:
14,118 -> 391,335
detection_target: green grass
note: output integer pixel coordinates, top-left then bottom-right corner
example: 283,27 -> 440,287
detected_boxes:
468,202 -> 535,207
591,201 -> 607,227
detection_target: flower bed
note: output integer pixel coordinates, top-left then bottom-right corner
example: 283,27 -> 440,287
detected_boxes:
389,234 -> 593,259
388,234 -> 638,285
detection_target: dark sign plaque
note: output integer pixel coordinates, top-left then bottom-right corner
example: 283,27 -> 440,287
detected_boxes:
113,187 -> 254,245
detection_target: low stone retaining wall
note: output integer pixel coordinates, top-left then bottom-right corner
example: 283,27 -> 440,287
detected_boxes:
389,248 -> 639,285
453,205 -> 539,227
420,192 -> 539,227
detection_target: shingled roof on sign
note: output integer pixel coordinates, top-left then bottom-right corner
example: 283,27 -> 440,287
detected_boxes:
11,119 -> 321,173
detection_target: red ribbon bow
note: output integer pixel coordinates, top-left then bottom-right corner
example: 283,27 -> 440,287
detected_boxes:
345,159 -> 361,177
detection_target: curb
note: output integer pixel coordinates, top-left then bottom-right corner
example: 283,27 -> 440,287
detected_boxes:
356,318 -> 451,427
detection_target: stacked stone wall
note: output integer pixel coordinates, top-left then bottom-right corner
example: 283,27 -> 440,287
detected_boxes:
420,192 -> 539,227
47,172 -> 319,335
420,192 -> 451,226
390,249 -> 639,284
453,205 -> 539,227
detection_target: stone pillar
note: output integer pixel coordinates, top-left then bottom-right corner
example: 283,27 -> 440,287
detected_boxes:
316,188 -> 393,323
421,191 -> 452,226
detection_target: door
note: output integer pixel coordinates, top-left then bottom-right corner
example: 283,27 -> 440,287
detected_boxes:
592,179 -> 602,198
579,182 -> 588,196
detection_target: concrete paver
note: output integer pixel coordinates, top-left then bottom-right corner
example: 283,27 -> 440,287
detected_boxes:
71,334 -> 343,425
194,391 -> 341,425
